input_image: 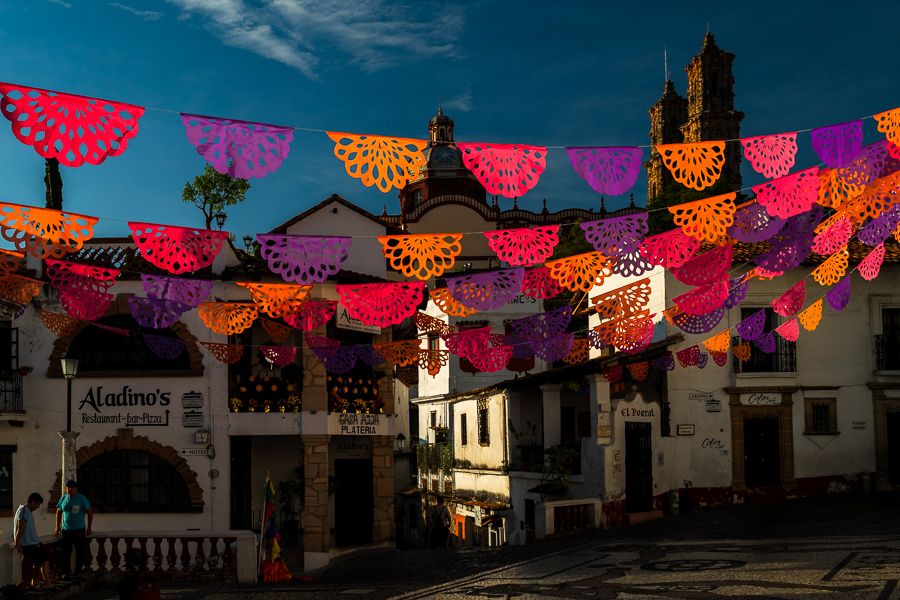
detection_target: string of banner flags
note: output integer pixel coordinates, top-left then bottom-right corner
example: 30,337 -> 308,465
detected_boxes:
0,80 -> 897,379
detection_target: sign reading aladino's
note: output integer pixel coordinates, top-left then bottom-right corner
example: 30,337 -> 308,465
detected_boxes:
79,385 -> 173,427
335,303 -> 381,334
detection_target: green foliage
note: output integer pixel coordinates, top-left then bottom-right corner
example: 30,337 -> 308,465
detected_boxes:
438,443 -> 454,474
276,468 -> 304,520
538,445 -> 579,500
646,177 -> 734,232
550,219 -> 594,261
44,157 -> 63,211
416,444 -> 429,472
182,163 -> 251,229
508,419 -> 539,446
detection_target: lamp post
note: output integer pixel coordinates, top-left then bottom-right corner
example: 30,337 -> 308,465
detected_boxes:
59,355 -> 79,488
395,433 -> 407,453
214,212 -> 227,230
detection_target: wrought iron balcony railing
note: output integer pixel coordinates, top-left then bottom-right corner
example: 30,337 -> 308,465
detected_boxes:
732,337 -> 797,374
875,334 -> 900,371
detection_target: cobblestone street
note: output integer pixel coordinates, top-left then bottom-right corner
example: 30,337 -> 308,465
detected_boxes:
68,492 -> 900,599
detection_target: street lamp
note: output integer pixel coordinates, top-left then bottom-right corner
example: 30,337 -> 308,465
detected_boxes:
243,235 -> 253,252
214,212 -> 227,230
60,355 -> 78,432
395,433 -> 407,453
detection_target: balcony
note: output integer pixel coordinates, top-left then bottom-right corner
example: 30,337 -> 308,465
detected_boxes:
732,337 -> 796,374
228,371 -> 300,413
875,334 -> 900,371
416,441 -> 453,495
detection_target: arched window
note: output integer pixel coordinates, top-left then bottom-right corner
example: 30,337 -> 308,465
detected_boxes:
77,450 -> 193,512
66,314 -> 191,373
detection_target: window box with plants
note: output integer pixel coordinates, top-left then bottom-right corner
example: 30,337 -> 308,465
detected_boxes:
327,373 -> 385,414
229,362 -> 302,413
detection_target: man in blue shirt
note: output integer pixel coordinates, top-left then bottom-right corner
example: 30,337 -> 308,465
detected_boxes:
14,493 -> 55,590
55,480 -> 93,580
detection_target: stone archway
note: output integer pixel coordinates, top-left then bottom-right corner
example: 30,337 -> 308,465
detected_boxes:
47,428 -> 204,512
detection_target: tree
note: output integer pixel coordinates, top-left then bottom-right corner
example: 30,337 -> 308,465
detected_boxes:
44,158 -> 63,210
182,164 -> 251,229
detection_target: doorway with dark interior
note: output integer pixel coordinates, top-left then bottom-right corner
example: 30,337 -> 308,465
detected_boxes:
334,458 -> 374,547
625,422 -> 653,513
744,416 -> 781,500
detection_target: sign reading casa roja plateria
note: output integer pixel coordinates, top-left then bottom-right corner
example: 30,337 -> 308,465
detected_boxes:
79,385 -> 173,427
327,412 -> 389,436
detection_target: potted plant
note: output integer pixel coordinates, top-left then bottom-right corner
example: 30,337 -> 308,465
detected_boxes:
276,468 -> 304,546
509,419 -> 542,471
16,366 -> 31,376
118,547 -> 159,600
537,445 -> 579,501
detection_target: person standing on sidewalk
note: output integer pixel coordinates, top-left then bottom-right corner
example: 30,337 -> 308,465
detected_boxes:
14,493 -> 55,591
55,480 -> 93,579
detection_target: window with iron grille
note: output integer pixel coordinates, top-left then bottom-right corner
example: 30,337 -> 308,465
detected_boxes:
478,398 -> 489,446
430,411 -> 437,428
877,308 -> 900,370
78,450 -> 193,511
0,445 -> 14,510
734,307 -> 796,373
460,413 -> 468,446
804,397 -> 838,435
428,335 -> 439,351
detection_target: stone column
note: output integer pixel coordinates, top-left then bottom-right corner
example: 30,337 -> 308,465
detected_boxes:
539,383 -> 562,448
587,373 -> 612,445
302,434 -> 331,571
58,431 -> 79,487
371,435 -> 395,543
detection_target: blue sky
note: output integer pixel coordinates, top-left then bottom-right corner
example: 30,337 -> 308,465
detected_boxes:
0,0 -> 897,239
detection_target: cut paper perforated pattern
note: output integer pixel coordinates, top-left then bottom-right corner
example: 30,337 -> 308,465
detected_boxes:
698,353 -> 709,369
45,259 -> 119,294
627,362 -> 649,381
736,309 -> 766,341
826,276 -> 851,311
732,342 -> 751,362
419,349 -> 450,377
812,246 -> 849,286
670,244 -> 733,286
704,330 -> 730,354
657,142 -> 725,190
356,346 -> 386,367
429,288 -> 479,317
181,114 -> 293,180
545,252 -> 615,292
652,353 -> 676,371
130,222 -> 228,274
503,335 -> 535,360
775,319 -> 800,341
305,333 -> 338,348
611,246 -> 655,278
676,345 -> 701,368
753,167 -> 820,219
566,147 -> 643,196
143,334 -> 185,360
379,234 -> 463,279
562,339 -> 591,365
285,299 -> 337,331
755,207 -> 823,273
312,345 -> 357,374
442,327 -> 491,360
812,217 -> 853,256
414,312 -> 455,337
327,132 -> 427,193
59,288 -> 113,321
237,282 -> 312,319
841,140 -> 890,188
845,170 -> 900,223
817,167 -> 865,209
374,340 -> 421,367
0,274 -> 42,305
260,318 -> 292,344
798,300 -> 823,331
875,107 -> 900,146
484,226 -> 559,266
669,192 -> 736,242
262,346 -> 298,368
141,275 -> 212,307
93,324 -> 130,338
727,202 -> 786,243
771,281 -> 806,317
741,132 -> 798,179
445,269 -> 523,311
0,249 -> 23,281
457,143 -> 546,198
640,228 -> 701,269
521,266 -> 562,300
603,365 -> 623,383
859,243 -> 886,281
581,213 -> 648,255
711,351 -> 729,367
585,329 -> 607,351
336,281 -> 425,327
38,309 -> 79,339
812,120 -> 863,169
199,341 -> 244,365
0,81 -> 144,167
471,343 -> 512,372
671,306 -> 725,334
0,202 -> 98,259
754,267 -> 782,279
256,234 -> 352,285
613,313 -> 654,354
511,306 -> 572,342
530,333 -> 574,362
198,302 -> 258,335
127,297 -> 192,329
673,278 -> 728,316
754,332 -> 777,354
591,278 -> 651,319
858,204 -> 900,246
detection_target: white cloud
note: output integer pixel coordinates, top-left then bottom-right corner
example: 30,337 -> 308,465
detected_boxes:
166,0 -> 461,77
109,3 -> 164,20
42,0 -> 72,8
443,88 -> 472,113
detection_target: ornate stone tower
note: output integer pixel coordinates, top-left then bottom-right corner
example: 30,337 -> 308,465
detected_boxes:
645,80 -> 688,200
681,32 -> 744,191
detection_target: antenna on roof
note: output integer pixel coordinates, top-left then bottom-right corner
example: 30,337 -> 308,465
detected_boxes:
664,46 -> 668,81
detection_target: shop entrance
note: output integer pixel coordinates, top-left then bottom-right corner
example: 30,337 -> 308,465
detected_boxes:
230,436 -> 252,530
334,458 -> 373,547
888,409 -> 900,485
624,422 -> 653,513
743,416 -> 781,487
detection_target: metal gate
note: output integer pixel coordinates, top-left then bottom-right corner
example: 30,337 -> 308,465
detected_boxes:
625,422 -> 653,513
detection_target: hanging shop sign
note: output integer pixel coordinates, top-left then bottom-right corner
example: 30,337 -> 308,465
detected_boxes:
336,303 -> 381,334
740,393 -> 780,406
